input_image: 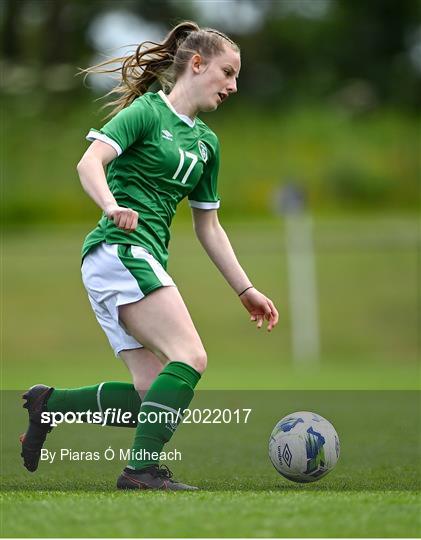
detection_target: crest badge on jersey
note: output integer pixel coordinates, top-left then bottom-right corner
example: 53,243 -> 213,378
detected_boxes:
198,141 -> 208,163
161,129 -> 173,141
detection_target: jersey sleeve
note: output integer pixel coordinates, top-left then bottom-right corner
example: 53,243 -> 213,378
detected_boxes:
188,137 -> 221,210
86,97 -> 153,156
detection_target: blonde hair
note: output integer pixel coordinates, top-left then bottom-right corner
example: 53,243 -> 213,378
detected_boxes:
82,20 -> 239,118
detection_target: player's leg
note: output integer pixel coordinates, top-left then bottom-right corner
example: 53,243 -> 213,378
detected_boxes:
21,244 -> 168,473
119,285 -> 207,370
20,349 -> 163,473
40,243 -> 165,424
46,348 -> 163,420
120,348 -> 164,399
116,285 -> 206,490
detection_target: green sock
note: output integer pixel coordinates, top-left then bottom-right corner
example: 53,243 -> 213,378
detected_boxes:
128,361 -> 201,470
46,382 -> 141,427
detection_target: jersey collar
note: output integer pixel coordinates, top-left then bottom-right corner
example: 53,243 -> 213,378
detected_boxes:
157,90 -> 196,128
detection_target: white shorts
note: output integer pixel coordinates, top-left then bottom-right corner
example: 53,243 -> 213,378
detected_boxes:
81,243 -> 175,356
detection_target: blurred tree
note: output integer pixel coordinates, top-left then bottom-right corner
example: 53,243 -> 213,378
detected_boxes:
1,0 -> 420,107
2,0 -> 21,61
329,0 -> 421,106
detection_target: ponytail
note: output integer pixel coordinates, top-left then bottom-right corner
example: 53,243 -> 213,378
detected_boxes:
81,20 -> 238,118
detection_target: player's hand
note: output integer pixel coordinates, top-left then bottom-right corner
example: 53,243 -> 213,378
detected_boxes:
239,287 -> 279,332
104,204 -> 139,233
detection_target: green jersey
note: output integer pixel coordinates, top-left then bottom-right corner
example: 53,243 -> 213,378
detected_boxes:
82,90 -> 220,269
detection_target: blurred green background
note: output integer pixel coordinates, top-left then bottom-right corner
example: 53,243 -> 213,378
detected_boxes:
2,0 -> 420,390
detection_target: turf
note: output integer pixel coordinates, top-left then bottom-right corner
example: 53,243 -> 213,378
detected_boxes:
2,491 -> 420,538
2,389 -> 420,537
2,219 -> 420,537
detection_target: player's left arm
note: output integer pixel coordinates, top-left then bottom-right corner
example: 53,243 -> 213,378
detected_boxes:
192,208 -> 279,332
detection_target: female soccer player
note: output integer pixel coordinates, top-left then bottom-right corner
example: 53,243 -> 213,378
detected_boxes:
20,21 -> 279,490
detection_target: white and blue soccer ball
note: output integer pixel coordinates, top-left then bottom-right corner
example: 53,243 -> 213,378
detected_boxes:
269,411 -> 340,483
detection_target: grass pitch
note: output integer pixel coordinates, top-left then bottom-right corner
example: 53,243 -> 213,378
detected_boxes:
2,491 -> 419,538
2,389 -> 420,537
2,219 -> 420,537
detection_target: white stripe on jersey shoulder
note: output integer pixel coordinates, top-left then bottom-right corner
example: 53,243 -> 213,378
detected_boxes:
189,200 -> 220,210
157,90 -> 195,128
86,130 -> 123,156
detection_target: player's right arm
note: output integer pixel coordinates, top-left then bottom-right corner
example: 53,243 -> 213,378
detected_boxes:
76,140 -> 138,232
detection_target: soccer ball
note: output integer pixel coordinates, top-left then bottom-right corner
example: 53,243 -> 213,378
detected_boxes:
268,411 -> 340,483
